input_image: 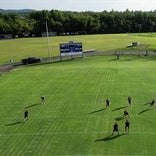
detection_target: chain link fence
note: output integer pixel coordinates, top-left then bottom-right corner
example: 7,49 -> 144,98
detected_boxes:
0,50 -> 156,74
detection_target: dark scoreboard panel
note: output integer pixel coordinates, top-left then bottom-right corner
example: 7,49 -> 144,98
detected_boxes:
60,41 -> 83,56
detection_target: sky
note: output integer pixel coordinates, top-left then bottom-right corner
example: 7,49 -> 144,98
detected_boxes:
0,0 -> 156,12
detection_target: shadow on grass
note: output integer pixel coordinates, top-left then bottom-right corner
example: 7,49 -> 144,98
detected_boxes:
25,103 -> 41,108
119,58 -> 139,61
144,102 -> 150,106
5,120 -> 24,126
115,116 -> 124,121
95,133 -> 128,142
112,106 -> 127,112
109,57 -> 140,62
138,108 -> 151,115
22,60 -> 60,68
89,108 -> 107,114
109,58 -> 117,61
23,57 -> 82,68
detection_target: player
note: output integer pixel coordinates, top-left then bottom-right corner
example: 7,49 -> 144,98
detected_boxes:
125,119 -> 130,133
112,121 -> 119,135
41,96 -> 45,104
150,99 -> 155,107
128,96 -> 132,105
106,98 -> 110,108
24,109 -> 29,121
124,110 -> 130,118
116,54 -> 119,60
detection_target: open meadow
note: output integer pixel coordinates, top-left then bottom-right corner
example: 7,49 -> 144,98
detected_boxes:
0,55 -> 156,155
0,33 -> 156,64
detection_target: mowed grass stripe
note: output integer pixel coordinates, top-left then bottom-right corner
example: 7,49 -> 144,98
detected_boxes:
0,55 -> 156,155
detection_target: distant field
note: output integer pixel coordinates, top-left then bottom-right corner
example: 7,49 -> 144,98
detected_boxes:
0,33 -> 156,64
0,55 -> 156,155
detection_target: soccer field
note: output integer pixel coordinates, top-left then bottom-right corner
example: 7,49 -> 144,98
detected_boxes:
0,55 -> 156,155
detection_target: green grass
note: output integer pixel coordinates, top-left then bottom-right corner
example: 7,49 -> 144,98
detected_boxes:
0,33 -> 156,64
0,55 -> 156,155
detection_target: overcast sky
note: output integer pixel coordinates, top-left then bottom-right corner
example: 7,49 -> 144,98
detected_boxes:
1,0 -> 156,12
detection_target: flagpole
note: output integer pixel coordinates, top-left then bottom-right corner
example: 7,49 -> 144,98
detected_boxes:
46,21 -> 51,62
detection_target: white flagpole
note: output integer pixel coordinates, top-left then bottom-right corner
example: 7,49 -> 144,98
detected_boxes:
46,21 -> 51,62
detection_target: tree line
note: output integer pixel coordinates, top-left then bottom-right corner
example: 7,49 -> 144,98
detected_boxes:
0,10 -> 156,37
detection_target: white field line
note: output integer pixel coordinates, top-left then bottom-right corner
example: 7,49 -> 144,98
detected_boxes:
0,131 -> 155,137
59,155 -> 146,156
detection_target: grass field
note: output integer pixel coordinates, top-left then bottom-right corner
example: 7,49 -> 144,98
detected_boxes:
0,33 -> 156,64
0,55 -> 156,155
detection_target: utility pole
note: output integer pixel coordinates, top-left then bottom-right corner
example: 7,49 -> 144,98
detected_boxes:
46,21 -> 51,62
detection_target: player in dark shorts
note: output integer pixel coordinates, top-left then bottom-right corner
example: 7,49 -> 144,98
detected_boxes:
150,99 -> 155,107
106,98 -> 110,108
41,96 -> 45,104
128,96 -> 132,105
124,110 -> 130,118
24,109 -> 29,121
125,119 -> 130,133
112,121 -> 119,135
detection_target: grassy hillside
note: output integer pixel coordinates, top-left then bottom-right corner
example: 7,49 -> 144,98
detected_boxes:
0,55 -> 156,155
0,33 -> 156,64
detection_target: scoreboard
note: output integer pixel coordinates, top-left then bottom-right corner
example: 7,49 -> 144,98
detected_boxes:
60,41 -> 83,56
